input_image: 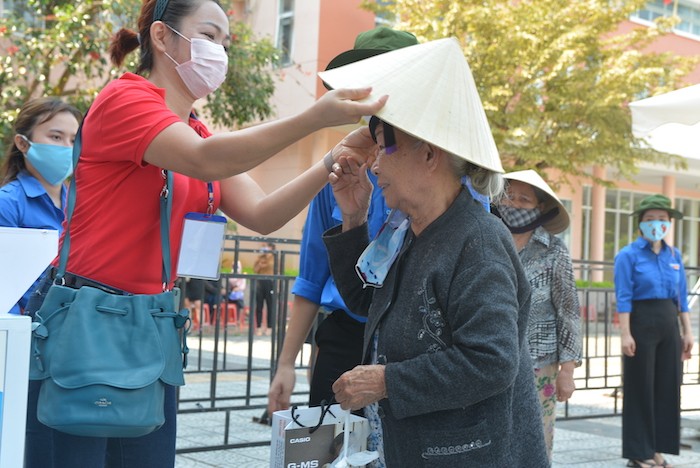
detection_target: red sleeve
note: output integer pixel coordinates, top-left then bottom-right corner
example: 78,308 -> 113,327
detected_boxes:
81,73 -> 182,166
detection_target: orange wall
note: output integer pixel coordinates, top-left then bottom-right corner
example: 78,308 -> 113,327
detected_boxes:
237,6 -> 700,259
238,1 -> 376,243
619,20 -> 700,83
316,0 -> 376,98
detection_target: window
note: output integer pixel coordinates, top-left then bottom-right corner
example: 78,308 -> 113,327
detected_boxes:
674,198 -> 700,267
597,188 -> 699,265
1,0 -> 41,24
277,0 -> 294,66
580,186 -> 591,262
580,187 -> 700,282
555,199 -> 573,253
374,0 -> 394,26
633,0 -> 700,38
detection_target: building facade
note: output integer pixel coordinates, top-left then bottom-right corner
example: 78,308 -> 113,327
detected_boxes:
2,0 -> 698,277
238,0 -> 700,286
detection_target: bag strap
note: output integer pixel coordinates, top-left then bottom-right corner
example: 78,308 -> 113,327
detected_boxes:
290,400 -> 337,434
55,111 -> 173,289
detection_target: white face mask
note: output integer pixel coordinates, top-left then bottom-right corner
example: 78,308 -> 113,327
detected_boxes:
164,24 -> 228,99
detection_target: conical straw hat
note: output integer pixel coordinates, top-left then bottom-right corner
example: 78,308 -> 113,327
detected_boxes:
503,170 -> 570,234
318,37 -> 503,173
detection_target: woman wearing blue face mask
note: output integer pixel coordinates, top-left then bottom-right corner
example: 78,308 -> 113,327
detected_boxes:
0,97 -> 81,315
614,194 -> 694,468
0,97 -> 80,468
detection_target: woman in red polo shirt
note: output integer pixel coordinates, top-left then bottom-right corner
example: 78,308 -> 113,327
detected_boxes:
23,0 -> 385,466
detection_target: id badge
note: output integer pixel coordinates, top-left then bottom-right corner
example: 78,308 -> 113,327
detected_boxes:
176,212 -> 226,280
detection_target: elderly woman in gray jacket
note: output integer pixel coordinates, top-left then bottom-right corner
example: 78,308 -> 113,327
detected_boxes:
319,38 -> 548,467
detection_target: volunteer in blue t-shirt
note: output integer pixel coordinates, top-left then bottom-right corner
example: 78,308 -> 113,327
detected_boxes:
614,194 -> 694,468
0,97 -> 81,315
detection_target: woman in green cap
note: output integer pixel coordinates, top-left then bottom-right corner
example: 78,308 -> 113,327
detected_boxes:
614,194 -> 694,468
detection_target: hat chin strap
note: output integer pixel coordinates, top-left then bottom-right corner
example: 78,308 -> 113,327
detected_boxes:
495,206 -> 560,234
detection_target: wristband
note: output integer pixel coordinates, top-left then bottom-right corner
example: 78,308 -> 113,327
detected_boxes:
323,151 -> 335,173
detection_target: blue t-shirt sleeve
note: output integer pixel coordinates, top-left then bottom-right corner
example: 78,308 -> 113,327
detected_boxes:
0,181 -> 54,313
0,185 -> 21,226
613,248 -> 634,313
291,186 -> 337,304
676,247 -> 690,313
1,186 -> 24,312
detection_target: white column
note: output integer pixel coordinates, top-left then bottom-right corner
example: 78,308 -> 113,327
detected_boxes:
590,166 -> 606,282
663,175 -> 677,246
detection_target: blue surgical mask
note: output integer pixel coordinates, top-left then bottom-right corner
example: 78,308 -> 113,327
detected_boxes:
20,135 -> 73,185
462,176 -> 490,211
640,220 -> 671,242
355,209 -> 410,288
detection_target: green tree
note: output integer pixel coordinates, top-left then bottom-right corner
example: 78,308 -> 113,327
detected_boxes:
365,0 -> 696,185
0,0 -> 278,161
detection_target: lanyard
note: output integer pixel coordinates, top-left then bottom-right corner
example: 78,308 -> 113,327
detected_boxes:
206,182 -> 214,216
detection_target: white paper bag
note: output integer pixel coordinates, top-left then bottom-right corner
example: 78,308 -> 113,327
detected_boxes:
270,404 -> 369,468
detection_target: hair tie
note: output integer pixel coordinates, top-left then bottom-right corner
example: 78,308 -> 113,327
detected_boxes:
136,33 -> 141,45
153,0 -> 171,21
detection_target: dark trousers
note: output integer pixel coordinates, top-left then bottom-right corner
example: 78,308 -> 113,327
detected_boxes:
27,382 -> 177,468
622,299 -> 682,460
309,310 -> 365,406
255,278 -> 275,328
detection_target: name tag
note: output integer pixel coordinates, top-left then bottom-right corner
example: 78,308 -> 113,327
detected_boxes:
176,212 -> 226,280
670,263 -> 680,271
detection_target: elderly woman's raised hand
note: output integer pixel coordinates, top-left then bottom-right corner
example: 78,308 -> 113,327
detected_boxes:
332,365 -> 387,411
333,126 -> 378,167
329,155 -> 373,231
312,88 -> 388,128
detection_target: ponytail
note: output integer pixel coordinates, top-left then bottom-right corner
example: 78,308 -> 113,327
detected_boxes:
109,29 -> 140,68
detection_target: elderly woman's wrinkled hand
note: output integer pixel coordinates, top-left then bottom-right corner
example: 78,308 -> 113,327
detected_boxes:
555,368 -> 575,402
332,126 -> 378,167
329,156 -> 373,231
332,365 -> 387,411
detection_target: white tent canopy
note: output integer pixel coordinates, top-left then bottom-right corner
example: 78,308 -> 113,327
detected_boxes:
629,83 -> 700,160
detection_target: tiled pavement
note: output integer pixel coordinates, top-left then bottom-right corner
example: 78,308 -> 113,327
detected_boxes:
175,415 -> 700,467
174,336 -> 700,467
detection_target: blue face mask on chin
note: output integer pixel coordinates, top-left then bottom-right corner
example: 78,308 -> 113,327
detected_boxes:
639,220 -> 671,242
20,135 -> 73,186
355,209 -> 411,288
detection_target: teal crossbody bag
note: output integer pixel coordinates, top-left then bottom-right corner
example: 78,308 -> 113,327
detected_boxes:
29,115 -> 189,438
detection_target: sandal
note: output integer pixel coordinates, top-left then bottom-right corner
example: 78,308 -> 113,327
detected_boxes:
627,460 -> 660,468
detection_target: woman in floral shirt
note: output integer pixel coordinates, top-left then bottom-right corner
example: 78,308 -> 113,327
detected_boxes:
494,169 -> 582,461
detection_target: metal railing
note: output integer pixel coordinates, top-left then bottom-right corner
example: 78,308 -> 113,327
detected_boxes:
561,260 -> 700,419
174,239 -> 700,453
